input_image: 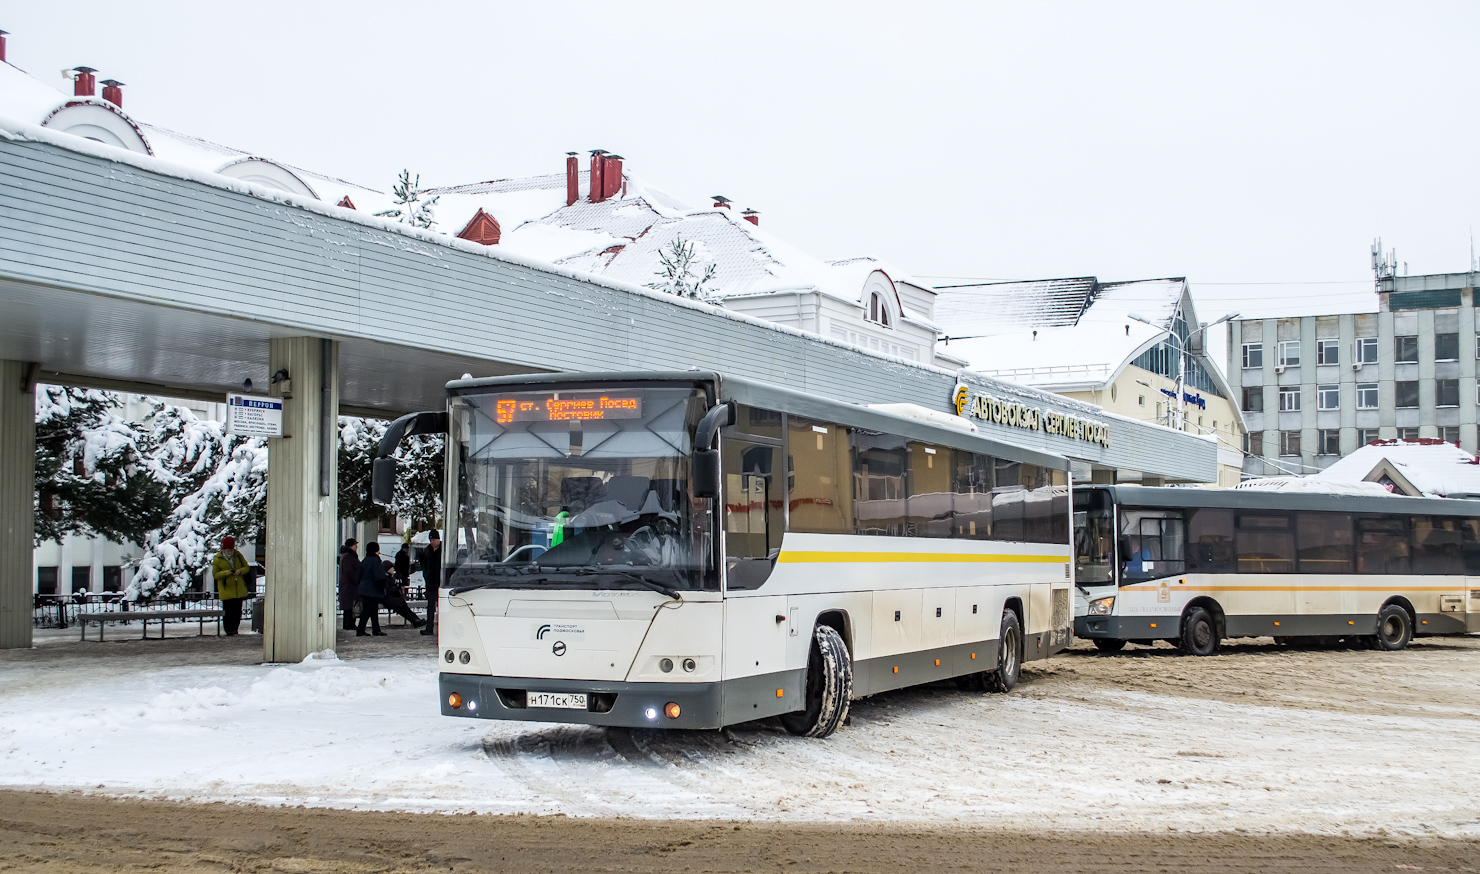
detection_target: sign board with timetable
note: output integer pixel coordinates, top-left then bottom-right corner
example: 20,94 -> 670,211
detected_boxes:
226,393 -> 284,437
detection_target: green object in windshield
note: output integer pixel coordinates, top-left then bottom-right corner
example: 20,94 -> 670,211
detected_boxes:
551,509 -> 571,547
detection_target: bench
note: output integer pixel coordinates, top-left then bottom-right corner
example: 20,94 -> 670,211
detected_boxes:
79,609 -> 224,641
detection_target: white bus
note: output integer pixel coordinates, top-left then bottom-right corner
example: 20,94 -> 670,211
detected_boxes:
376,371 -> 1074,737
1073,485 -> 1480,654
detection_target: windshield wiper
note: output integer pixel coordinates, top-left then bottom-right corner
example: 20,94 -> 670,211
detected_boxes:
569,567 -> 683,601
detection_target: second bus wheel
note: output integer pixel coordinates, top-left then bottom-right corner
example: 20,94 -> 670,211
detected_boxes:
1370,603 -> 1413,651
1178,606 -> 1220,656
780,625 -> 852,738
1093,638 -> 1127,653
982,609 -> 1022,693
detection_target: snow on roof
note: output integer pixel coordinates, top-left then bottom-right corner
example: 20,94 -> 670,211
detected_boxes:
1231,476 -> 1396,497
0,60 -> 73,122
1312,439 -> 1480,499
935,277 -> 1187,389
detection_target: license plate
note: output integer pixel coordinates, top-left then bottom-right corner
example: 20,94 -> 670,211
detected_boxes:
528,691 -> 588,710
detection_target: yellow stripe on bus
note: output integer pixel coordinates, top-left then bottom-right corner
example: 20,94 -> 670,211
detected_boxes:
777,551 -> 1065,565
1121,584 -> 1462,593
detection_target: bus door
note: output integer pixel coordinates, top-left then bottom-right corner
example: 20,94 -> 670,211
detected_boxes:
722,438 -> 783,590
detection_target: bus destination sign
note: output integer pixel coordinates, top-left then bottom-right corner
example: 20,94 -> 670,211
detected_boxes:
494,393 -> 644,424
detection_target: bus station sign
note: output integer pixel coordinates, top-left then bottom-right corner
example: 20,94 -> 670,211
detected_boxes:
953,384 -> 1110,448
226,393 -> 284,437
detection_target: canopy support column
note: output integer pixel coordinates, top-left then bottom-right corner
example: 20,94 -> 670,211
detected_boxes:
263,338 -> 339,662
0,361 -> 36,650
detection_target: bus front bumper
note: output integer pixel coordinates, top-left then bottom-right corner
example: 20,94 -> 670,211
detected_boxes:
1074,615 -> 1176,640
439,673 -> 725,730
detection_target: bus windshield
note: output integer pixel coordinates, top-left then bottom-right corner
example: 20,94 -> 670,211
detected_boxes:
446,384 -> 715,593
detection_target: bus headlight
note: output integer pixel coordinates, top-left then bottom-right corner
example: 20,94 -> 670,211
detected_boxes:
1088,596 -> 1115,616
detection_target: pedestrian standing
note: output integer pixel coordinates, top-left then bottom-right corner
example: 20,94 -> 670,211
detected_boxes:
338,538 -> 360,631
418,530 -> 443,636
356,542 -> 389,637
394,543 -> 411,591
212,536 -> 251,636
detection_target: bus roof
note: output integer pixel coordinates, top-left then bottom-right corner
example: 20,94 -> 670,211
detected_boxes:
447,370 -> 1068,471
1087,484 -> 1480,517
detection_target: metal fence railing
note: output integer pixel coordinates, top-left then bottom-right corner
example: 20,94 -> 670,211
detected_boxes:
33,591 -> 229,629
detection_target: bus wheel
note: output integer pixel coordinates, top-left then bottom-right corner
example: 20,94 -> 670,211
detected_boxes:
1093,638 -> 1127,654
1372,604 -> 1412,651
983,610 -> 1023,693
780,625 -> 852,738
1178,606 -> 1220,656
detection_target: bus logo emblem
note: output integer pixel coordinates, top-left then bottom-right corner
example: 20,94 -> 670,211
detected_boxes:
551,641 -> 567,656
536,624 -> 552,639
1157,581 -> 1171,603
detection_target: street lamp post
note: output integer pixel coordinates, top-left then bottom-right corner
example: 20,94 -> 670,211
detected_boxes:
1128,311 -> 1239,433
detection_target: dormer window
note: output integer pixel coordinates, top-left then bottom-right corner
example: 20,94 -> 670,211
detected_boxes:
867,292 -> 892,328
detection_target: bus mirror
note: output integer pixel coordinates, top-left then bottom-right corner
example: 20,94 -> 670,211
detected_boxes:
693,449 -> 720,499
372,457 -> 398,506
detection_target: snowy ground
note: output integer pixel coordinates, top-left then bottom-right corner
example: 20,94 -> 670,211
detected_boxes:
2,629 -> 1477,835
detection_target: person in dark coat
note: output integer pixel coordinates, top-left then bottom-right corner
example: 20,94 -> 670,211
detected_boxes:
338,538 -> 361,631
356,542 -> 388,636
418,530 -> 443,636
394,544 -> 412,591
381,558 -> 425,628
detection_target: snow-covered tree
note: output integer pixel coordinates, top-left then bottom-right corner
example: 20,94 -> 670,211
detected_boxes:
646,235 -> 717,299
126,403 -> 267,600
374,169 -> 439,229
338,416 -> 443,531
33,387 -> 171,546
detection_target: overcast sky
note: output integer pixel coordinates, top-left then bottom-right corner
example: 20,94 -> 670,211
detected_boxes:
7,1 -> 1479,344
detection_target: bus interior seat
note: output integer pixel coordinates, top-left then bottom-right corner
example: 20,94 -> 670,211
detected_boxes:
560,477 -> 607,513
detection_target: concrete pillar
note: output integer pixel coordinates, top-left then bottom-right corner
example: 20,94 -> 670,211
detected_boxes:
263,338 -> 339,662
1,361 -> 36,649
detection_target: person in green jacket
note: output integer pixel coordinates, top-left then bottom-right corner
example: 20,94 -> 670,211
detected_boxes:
212,535 -> 252,636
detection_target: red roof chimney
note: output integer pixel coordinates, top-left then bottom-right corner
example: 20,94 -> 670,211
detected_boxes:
741,209 -> 759,226
71,66 -> 96,97
589,149 -> 607,203
0,31 -> 9,64
100,78 -> 124,107
336,196 -> 356,210
456,208 -> 502,246
602,154 -> 623,199
711,195 -> 731,210
565,152 -> 579,207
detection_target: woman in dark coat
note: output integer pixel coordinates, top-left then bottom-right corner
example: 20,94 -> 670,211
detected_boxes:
356,542 -> 388,636
338,539 -> 360,631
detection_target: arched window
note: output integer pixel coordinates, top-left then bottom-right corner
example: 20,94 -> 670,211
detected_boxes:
867,292 -> 892,328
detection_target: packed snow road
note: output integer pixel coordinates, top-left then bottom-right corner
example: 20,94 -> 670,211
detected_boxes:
1,630 -> 1477,836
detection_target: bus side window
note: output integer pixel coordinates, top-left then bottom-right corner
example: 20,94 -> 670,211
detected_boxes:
723,440 -> 781,590
1186,508 -> 1234,573
1356,516 -> 1410,574
786,417 -> 852,535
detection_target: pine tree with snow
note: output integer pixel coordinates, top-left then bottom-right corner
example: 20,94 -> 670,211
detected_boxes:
646,235 -> 717,299
127,402 -> 268,600
374,169 -> 439,229
337,417 -> 388,525
33,387 -> 171,547
338,417 -> 443,530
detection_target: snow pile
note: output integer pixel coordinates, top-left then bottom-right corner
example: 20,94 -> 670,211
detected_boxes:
1313,439 -> 1480,499
1232,476 -> 1395,496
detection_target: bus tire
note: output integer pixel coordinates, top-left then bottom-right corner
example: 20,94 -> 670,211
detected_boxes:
1093,638 -> 1126,654
982,610 -> 1023,693
1178,606 -> 1219,656
780,625 -> 852,738
1372,604 -> 1412,652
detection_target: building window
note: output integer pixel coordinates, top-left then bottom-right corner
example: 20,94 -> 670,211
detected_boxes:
1318,429 -> 1341,456
1395,381 -> 1420,408
1247,432 -> 1263,456
1138,395 -> 1144,407
1242,343 -> 1263,369
1357,428 -> 1381,446
102,565 -> 123,593
1316,338 -> 1339,365
1399,427 -> 1420,441
1354,337 -> 1379,365
1435,333 -> 1459,361
1279,387 -> 1301,411
1279,430 -> 1301,456
36,567 -> 58,596
1437,378 -> 1459,407
1278,340 -> 1301,367
1442,426 -> 1460,445
71,566 -> 90,594
1395,335 -> 1419,364
866,292 -> 892,328
1242,387 -> 1263,412
1316,384 -> 1339,410
1356,383 -> 1379,409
